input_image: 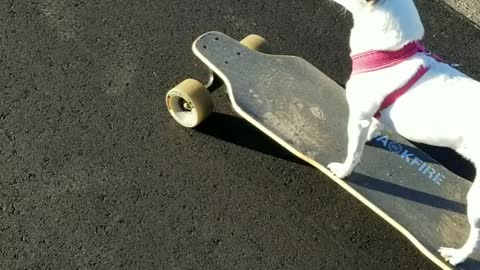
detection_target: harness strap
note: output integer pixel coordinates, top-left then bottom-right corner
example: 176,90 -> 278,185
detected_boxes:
374,65 -> 429,119
350,41 -> 450,119
352,42 -> 421,75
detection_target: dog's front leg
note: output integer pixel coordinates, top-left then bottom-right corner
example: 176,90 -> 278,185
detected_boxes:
328,111 -> 372,179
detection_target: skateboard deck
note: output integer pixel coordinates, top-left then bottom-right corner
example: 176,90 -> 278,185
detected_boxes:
191,31 -> 480,269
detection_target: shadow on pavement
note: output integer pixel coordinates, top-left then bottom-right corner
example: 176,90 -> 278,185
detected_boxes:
195,112 -> 309,166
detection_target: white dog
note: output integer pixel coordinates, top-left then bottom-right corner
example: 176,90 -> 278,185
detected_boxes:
327,0 -> 480,266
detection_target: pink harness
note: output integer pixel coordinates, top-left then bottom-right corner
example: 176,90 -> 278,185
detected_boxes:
351,41 -> 447,119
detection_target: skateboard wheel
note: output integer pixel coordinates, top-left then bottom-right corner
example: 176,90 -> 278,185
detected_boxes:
166,79 -> 214,128
240,34 -> 271,53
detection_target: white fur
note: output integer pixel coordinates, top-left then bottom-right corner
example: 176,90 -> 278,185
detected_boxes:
327,0 -> 480,266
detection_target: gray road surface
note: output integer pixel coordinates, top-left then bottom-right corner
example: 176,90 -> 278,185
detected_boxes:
1,0 -> 479,269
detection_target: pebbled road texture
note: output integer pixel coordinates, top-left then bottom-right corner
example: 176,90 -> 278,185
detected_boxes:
442,0 -> 480,28
1,0 -> 479,269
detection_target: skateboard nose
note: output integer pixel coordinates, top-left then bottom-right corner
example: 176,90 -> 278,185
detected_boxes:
193,32 -> 260,75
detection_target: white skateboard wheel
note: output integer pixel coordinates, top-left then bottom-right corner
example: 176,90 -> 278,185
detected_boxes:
166,79 -> 213,128
240,34 -> 271,53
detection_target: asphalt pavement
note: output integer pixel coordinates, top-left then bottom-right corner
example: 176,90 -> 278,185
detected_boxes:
1,0 -> 479,269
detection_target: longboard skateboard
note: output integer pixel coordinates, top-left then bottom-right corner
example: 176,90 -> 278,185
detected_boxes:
165,31 -> 480,269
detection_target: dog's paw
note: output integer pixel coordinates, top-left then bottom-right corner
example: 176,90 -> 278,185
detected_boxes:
327,162 -> 353,179
439,247 -> 468,266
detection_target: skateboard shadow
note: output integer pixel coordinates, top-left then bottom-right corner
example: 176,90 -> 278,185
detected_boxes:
349,173 -> 466,214
459,257 -> 480,269
198,113 -> 468,214
195,112 -> 309,166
